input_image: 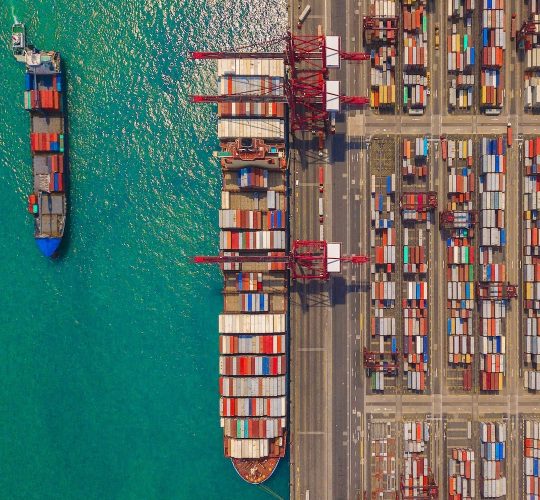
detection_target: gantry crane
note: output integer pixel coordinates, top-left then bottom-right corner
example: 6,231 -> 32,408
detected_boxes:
517,19 -> 540,51
400,192 -> 438,212
399,469 -> 439,500
439,210 -> 477,229
190,31 -> 370,134
476,282 -> 518,300
362,16 -> 398,45
194,240 -> 369,281
363,348 -> 399,377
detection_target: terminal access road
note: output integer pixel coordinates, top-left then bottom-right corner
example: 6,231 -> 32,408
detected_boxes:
289,1 -> 540,499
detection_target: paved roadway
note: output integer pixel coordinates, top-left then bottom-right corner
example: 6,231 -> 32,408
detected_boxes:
289,1 -> 540,499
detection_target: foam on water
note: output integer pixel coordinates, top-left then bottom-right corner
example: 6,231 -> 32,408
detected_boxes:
0,1 -> 289,499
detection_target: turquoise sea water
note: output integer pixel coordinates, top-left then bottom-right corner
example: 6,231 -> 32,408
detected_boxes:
0,1 -> 288,499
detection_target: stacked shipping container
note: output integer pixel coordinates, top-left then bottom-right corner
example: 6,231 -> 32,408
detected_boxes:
480,421 -> 507,498
443,139 -> 476,389
402,0 -> 429,113
479,137 -> 506,391
523,1 -> 540,110
402,421 -> 432,496
370,160 -> 398,391
480,0 -> 505,113
368,0 -> 397,110
402,137 -> 428,177
447,0 -> 476,110
448,447 -> 475,499
523,137 -> 540,390
524,420 -> 540,497
401,137 -> 430,392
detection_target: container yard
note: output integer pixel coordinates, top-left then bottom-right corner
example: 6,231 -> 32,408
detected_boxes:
445,419 -> 476,499
402,0 -> 429,114
523,136 -> 540,391
246,0 -> 540,497
480,421 -> 507,498
440,137 -> 477,392
478,137 -> 508,392
480,0 -> 505,114
400,136 -> 433,393
524,419 -> 540,498
520,2 -> 540,110
367,137 -> 400,393
367,420 -> 397,498
367,0 -> 398,112
446,0 -> 476,112
402,420 -> 436,497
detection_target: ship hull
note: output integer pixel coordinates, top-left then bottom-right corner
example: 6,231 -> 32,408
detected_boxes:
231,457 -> 280,485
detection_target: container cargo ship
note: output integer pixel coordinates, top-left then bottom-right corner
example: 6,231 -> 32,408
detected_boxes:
12,23 -> 67,257
214,59 -> 288,483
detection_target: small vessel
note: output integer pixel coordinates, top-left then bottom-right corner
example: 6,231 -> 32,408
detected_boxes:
12,23 -> 26,62
13,24 -> 67,257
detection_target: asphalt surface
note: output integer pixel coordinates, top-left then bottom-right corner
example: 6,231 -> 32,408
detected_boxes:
289,1 -> 540,499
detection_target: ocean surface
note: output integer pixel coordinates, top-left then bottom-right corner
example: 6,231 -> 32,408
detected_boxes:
0,1 -> 288,499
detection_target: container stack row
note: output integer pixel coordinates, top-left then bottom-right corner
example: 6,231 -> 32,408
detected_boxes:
402,0 -> 429,114
369,422 -> 397,496
480,421 -> 507,498
215,58 -> 288,464
523,0 -> 540,110
524,420 -> 540,497
368,0 -> 397,110
443,139 -> 476,389
402,421 -> 432,497
523,137 -> 540,391
448,448 -> 475,499
480,0 -> 505,113
370,168 -> 398,391
402,137 -> 428,178
216,61 -> 285,140
403,280 -> 428,391
401,137 -> 430,392
479,137 -> 507,392
447,0 -> 476,111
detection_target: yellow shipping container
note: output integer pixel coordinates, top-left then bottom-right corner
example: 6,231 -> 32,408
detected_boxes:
481,86 -> 487,104
370,90 -> 376,109
526,282 -> 534,300
390,85 -> 396,103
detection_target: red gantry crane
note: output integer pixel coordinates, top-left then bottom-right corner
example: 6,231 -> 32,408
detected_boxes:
517,18 -> 540,51
476,282 -> 518,300
363,348 -> 399,377
194,240 -> 368,281
399,469 -> 439,499
190,31 -> 370,134
362,16 -> 398,45
439,210 -> 478,229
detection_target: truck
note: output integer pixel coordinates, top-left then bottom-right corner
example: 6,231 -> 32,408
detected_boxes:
507,123 -> 513,148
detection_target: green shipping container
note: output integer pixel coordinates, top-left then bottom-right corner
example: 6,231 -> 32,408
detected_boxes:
464,34 -> 468,51
404,246 -> 409,264
371,373 -> 376,390
422,15 -> 427,34
463,246 -> 469,264
404,87 -> 408,105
